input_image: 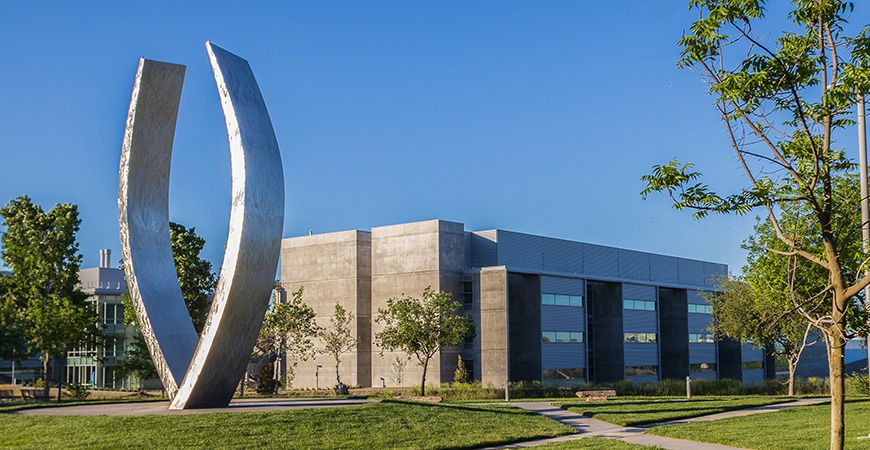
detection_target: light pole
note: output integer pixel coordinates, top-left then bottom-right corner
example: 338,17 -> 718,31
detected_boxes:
315,365 -> 321,390
859,92 -> 869,396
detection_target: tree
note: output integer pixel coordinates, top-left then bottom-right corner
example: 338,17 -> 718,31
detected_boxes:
319,304 -> 360,389
641,2 -> 870,447
708,275 -> 817,396
374,287 -> 475,396
0,274 -> 27,362
114,333 -> 158,392
454,355 -> 469,383
254,287 -> 319,389
0,195 -> 102,400
168,222 -> 217,333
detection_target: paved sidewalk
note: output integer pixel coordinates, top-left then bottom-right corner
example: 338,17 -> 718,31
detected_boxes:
8,397 -> 377,416
482,398 -> 830,450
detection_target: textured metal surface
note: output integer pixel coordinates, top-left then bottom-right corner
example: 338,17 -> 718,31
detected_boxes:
119,42 -> 284,409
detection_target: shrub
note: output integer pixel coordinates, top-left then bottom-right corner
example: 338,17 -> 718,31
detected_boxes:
656,378 -> 687,396
66,383 -> 90,400
795,377 -> 828,395
846,371 -> 869,396
256,362 -> 276,395
692,378 -> 743,396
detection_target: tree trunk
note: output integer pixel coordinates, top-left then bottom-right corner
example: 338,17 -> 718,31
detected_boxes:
788,357 -> 796,397
335,359 -> 341,386
830,334 -> 846,450
420,357 -> 429,397
42,353 -> 51,400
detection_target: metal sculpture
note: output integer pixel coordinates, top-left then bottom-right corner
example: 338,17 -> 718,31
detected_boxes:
119,42 -> 284,409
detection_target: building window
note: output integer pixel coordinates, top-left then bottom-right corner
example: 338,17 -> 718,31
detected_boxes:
543,331 -> 584,343
542,293 -> 583,307
461,281 -> 473,311
543,368 -> 585,380
743,361 -> 763,370
103,303 -> 125,325
688,333 -> 715,343
623,299 -> 656,311
688,303 -> 713,314
624,332 -> 657,343
625,365 -> 658,376
691,363 -> 717,372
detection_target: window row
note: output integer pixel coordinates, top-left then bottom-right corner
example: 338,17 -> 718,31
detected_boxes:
542,293 -> 584,307
689,333 -> 715,343
743,361 -> 763,370
626,365 -> 658,376
543,368 -> 586,381
691,363 -> 716,372
543,331 -> 585,343
624,299 -> 656,311
688,303 -> 712,314
624,332 -> 657,343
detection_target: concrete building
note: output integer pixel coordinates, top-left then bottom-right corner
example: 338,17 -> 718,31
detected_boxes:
281,219 -> 772,389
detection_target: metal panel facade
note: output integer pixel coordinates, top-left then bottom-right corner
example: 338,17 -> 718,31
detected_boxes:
542,343 -> 586,369
689,344 -> 717,363
542,305 -> 585,332
541,276 -> 585,295
688,314 -> 713,333
470,231 -> 498,268
497,231 -> 543,270
678,258 -> 706,286
649,254 -> 679,284
624,345 -> 658,365
542,238 -> 584,274
618,249 -> 650,281
583,243 -> 618,277
623,310 -> 657,332
623,283 -> 656,300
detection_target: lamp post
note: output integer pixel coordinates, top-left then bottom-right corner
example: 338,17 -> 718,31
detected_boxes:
859,93 -> 869,396
315,365 -> 321,390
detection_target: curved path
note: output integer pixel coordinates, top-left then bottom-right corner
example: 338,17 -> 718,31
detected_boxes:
483,397 -> 829,450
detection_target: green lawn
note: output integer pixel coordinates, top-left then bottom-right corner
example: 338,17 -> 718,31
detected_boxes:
559,397 -> 793,426
0,400 -> 576,449
535,437 -> 662,449
649,398 -> 870,450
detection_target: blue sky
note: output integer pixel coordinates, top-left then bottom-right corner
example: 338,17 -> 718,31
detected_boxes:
2,1 -> 844,275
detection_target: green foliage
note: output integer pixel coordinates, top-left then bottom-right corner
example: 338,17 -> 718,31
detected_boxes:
847,371 -> 869,396
0,195 -> 102,394
65,383 -> 90,401
642,2 -> 870,446
319,303 -> 360,386
167,222 -> 217,333
255,287 -> 319,386
256,362 -> 276,395
0,275 -> 26,361
454,355 -> 469,383
374,287 -> 475,396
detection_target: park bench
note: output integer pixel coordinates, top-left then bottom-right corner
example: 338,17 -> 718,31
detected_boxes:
575,389 -> 616,401
20,389 -> 49,402
0,389 -> 19,401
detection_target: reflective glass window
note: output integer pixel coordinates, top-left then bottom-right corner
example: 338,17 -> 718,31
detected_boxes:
542,294 -> 555,305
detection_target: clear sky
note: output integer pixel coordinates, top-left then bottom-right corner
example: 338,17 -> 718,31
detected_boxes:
3,1 -> 847,276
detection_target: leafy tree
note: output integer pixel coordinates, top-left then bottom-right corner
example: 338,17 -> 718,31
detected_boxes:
114,333 -> 158,392
319,304 -> 360,389
254,287 -> 319,389
0,195 -> 102,400
640,2 -> 870,447
0,274 -> 27,362
454,355 -> 469,383
374,287 -> 475,396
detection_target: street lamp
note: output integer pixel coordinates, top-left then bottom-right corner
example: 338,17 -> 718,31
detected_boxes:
315,365 -> 322,390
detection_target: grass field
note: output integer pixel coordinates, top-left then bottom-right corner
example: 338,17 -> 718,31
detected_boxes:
558,397 -> 793,426
0,400 -> 576,449
649,398 -> 870,450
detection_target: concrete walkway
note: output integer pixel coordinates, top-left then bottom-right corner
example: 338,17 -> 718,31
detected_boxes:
8,397 -> 377,416
482,397 -> 830,450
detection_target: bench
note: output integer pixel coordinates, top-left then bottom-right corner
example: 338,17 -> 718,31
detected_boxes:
0,390 -> 18,401
576,390 -> 616,401
20,390 -> 50,402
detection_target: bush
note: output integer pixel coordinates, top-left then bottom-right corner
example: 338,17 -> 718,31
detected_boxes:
691,378 -> 743,396
794,377 -> 828,395
66,383 -> 90,400
847,371 -> 869,396
256,362 -> 276,395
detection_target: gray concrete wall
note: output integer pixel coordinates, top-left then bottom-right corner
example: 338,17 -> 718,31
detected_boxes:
281,230 -> 372,388
370,219 -> 465,389
479,267 -> 508,385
